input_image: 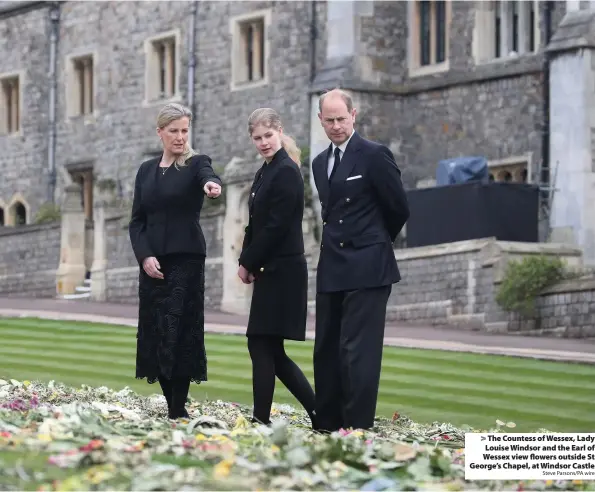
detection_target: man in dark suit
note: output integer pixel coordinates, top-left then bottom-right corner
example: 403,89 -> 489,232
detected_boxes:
311,88 -> 410,432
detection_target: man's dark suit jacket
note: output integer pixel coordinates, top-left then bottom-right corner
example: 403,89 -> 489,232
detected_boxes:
128,154 -> 222,265
312,131 -> 409,293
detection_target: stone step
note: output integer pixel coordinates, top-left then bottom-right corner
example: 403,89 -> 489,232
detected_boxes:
60,292 -> 91,300
75,285 -> 91,293
83,279 -> 91,286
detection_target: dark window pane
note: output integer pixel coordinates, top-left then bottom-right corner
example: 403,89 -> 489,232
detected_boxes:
512,1 -> 518,53
247,25 -> 254,81
435,1 -> 446,63
419,1 -> 431,66
259,23 -> 265,78
529,2 -> 535,51
159,44 -> 166,94
495,1 -> 501,58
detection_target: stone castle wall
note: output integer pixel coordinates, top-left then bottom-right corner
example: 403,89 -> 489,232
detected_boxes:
1,1 -> 566,219
0,223 -> 61,297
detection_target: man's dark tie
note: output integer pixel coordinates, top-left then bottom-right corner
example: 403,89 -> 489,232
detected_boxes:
329,147 -> 341,182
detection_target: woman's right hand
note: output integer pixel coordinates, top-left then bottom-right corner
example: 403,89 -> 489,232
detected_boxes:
143,256 -> 164,279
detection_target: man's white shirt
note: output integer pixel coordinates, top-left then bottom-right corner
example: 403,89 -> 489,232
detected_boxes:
327,130 -> 355,178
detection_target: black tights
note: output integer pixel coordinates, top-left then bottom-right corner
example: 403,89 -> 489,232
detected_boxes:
158,375 -> 190,419
247,336 -> 316,426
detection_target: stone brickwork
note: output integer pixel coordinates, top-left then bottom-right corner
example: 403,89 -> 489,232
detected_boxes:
5,0 -> 595,339
0,1 -> 326,220
52,1 -> 324,208
306,238 -> 588,336
0,4 -> 52,213
326,0 -> 564,189
0,0 -> 568,221
307,244 -> 484,324
0,223 -> 61,297
105,215 -> 137,270
505,278 -> 595,339
307,239 -> 491,325
387,249 -> 479,324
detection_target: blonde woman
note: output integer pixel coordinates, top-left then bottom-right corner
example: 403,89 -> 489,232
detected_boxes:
129,103 -> 222,419
237,108 -> 317,427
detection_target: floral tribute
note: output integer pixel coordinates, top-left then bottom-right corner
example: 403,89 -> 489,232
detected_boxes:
0,379 -> 590,491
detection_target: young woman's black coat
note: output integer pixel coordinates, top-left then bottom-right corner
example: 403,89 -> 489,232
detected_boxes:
239,147 -> 308,341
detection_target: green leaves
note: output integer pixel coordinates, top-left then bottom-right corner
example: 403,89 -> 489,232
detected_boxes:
496,255 -> 566,317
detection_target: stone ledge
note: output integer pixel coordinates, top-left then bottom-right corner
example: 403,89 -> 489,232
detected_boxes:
0,222 -> 60,238
0,269 -> 56,281
541,276 -> 595,295
393,238 -> 492,261
547,10 -> 595,54
0,0 -> 45,18
311,53 -> 543,96
495,240 -> 582,256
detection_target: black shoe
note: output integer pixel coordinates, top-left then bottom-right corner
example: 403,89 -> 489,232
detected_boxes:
169,407 -> 190,419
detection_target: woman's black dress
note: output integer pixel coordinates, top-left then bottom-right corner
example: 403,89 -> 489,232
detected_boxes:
135,252 -> 207,384
133,163 -> 214,386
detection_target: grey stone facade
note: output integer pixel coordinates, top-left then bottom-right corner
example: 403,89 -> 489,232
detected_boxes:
4,0 -> 595,338
538,288 -> 595,338
0,0 -> 326,213
0,4 -> 52,215
312,0 -> 566,189
505,278 -> 595,339
0,223 -> 61,297
0,0 -> 568,220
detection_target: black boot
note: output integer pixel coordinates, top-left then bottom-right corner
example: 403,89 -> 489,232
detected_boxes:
158,376 -> 173,418
171,377 -> 191,419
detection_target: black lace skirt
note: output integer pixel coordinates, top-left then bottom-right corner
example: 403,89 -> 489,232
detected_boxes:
135,253 -> 207,385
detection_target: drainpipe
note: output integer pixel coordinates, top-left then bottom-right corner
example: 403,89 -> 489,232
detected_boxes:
540,2 -> 553,196
309,1 -> 317,83
47,2 -> 60,203
187,1 -> 198,148
308,1 -> 321,240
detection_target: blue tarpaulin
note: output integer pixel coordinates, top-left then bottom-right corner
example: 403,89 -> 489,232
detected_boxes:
435,156 -> 489,186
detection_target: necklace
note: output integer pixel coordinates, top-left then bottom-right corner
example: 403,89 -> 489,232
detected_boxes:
160,161 -> 174,175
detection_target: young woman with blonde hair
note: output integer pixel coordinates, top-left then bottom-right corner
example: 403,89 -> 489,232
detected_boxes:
237,107 -> 317,427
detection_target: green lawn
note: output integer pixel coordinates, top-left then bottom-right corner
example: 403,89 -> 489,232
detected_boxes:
1,317 -> 594,432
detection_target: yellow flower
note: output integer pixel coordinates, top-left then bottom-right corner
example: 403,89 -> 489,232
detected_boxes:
195,434 -> 206,441
38,434 -> 52,442
213,459 -> 233,479
23,380 -> 31,388
271,445 -> 280,453
234,415 -> 249,429
85,465 -> 114,485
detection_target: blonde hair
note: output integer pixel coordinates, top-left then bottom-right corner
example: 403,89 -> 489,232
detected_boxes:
247,108 -> 301,165
157,103 -> 198,168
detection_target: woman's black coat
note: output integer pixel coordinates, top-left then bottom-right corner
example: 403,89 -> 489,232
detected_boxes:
239,147 -> 308,341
